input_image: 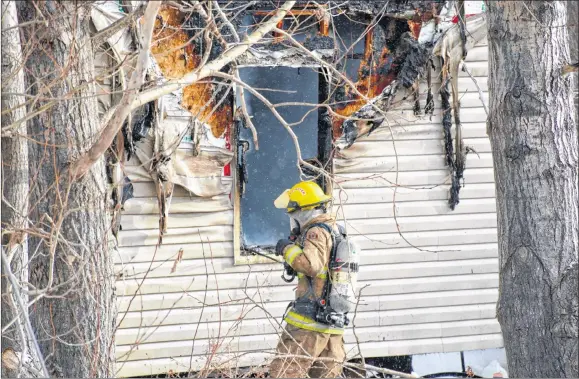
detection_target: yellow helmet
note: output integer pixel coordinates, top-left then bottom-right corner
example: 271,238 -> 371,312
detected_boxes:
274,181 -> 332,213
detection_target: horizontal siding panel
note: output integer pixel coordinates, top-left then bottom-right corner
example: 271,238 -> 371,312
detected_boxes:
441,319 -> 500,338
335,168 -> 495,188
117,253 -> 496,280
381,106 -> 488,125
458,60 -> 488,76
361,243 -> 498,265
362,122 -> 488,141
463,44 -> 489,62
336,138 -> 491,158
116,242 -> 234,264
441,333 -> 504,353
124,165 -> 154,182
131,180 -> 233,198
360,333 -> 502,357
334,153 -> 494,173
353,228 -> 497,250
116,315 -> 499,346
118,225 -> 233,247
124,164 -> 232,198
115,333 -> 503,377
117,288 -> 499,328
116,242 -> 498,280
376,304 -> 496,326
130,182 -> 195,197
117,273 -> 499,312
415,76 -> 487,92
345,213 -> 497,234
116,323 -> 501,363
121,211 -> 233,231
116,258 -> 277,279
124,165 -> 230,184
122,196 -> 232,215
398,91 -> 489,111
333,183 -> 496,204
116,240 -> 498,279
116,272 -> 499,303
339,198 -> 497,219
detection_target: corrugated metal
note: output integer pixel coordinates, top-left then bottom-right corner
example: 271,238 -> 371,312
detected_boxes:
115,39 -> 501,377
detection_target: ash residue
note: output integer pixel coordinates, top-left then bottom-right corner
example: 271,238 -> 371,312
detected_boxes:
396,33 -> 432,88
340,0 -> 433,15
303,35 -> 335,51
340,118 -> 359,148
183,11 -> 226,60
264,41 -> 295,51
123,101 -> 154,161
249,35 -> 334,53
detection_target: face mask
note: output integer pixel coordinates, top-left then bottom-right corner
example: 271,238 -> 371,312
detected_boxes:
289,209 -> 323,232
289,217 -> 300,235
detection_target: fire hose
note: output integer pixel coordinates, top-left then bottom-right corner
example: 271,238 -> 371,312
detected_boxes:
244,245 -> 296,282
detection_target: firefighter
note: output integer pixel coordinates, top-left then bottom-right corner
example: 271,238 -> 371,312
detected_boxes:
269,181 -> 346,378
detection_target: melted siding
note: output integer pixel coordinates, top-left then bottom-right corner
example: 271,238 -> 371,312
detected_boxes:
114,40 -> 501,377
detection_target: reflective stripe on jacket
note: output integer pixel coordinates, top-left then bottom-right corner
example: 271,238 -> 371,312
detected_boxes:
281,214 -> 345,333
283,310 -> 345,335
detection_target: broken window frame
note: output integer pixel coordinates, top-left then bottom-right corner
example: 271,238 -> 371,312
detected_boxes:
232,8 -> 335,265
231,67 -> 333,265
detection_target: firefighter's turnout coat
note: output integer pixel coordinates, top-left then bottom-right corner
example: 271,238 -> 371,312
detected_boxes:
269,213 -> 346,378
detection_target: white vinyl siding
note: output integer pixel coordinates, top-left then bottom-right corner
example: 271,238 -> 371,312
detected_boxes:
114,38 -> 501,378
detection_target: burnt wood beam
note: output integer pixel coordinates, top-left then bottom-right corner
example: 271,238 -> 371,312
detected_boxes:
317,67 -> 333,193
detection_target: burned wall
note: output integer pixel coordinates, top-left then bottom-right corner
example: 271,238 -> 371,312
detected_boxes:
148,1 -> 439,143
330,10 -> 434,138
151,4 -> 232,138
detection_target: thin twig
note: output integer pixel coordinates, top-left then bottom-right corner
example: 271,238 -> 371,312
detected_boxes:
70,1 -> 161,180
461,61 -> 488,115
91,4 -> 146,46
1,251 -> 49,378
213,1 -> 240,43
130,1 -> 296,109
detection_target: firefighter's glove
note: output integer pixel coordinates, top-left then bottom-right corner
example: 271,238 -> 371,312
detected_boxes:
275,239 -> 293,257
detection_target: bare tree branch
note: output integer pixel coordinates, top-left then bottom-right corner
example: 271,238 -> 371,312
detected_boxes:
1,251 -> 49,378
130,1 -> 296,109
70,1 -> 161,180
91,4 -> 146,46
213,0 -> 240,43
69,0 -> 296,181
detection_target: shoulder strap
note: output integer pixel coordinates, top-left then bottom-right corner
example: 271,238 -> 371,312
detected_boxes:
302,222 -> 340,239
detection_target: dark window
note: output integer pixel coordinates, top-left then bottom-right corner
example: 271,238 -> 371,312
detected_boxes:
236,67 -> 322,249
333,14 -> 369,56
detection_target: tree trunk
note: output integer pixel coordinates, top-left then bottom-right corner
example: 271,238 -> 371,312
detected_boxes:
1,0 -> 30,364
568,0 -> 578,125
17,2 -> 116,377
486,1 -> 578,377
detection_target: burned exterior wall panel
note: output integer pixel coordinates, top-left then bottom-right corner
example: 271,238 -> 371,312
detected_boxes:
331,36 -> 503,365
113,3 -> 502,377
151,4 -> 233,138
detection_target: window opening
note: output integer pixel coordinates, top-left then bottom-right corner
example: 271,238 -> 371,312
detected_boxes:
235,67 -> 319,254
232,9 -> 374,264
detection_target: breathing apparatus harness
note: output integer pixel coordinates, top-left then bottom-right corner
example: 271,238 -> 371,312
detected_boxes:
246,217 -> 359,330
289,222 -> 351,329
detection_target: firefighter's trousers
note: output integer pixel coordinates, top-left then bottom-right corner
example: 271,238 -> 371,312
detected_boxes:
269,325 -> 346,378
